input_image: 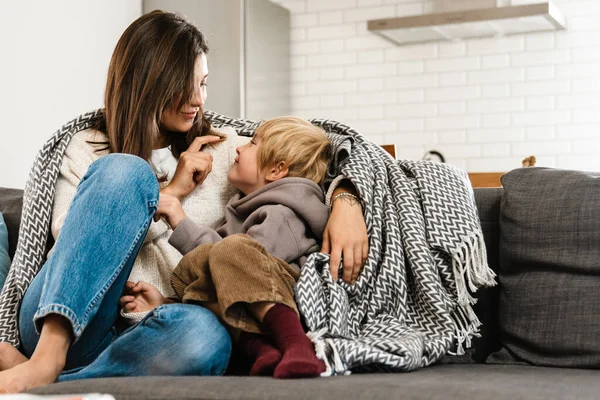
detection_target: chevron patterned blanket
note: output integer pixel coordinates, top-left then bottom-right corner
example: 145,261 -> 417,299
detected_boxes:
293,120 -> 497,375
0,110 -> 495,377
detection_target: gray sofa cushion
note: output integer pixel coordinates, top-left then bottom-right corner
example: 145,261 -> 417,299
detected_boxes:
0,188 -> 23,260
30,365 -> 600,400
0,212 -> 10,288
471,188 -> 502,362
488,167 -> 600,368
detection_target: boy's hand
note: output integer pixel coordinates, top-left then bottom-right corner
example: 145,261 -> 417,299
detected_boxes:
119,281 -> 166,313
154,192 -> 186,228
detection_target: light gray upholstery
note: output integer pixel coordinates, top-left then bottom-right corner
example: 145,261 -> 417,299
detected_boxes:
30,365 -> 600,400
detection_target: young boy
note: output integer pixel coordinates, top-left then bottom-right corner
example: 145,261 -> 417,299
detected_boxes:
120,117 -> 332,379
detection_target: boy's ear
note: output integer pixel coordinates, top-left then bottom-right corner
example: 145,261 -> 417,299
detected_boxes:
265,161 -> 289,182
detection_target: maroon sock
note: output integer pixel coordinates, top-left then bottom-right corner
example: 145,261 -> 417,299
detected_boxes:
262,304 -> 325,379
237,331 -> 282,376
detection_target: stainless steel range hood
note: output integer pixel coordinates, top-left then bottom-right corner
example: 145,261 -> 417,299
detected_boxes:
368,1 -> 566,46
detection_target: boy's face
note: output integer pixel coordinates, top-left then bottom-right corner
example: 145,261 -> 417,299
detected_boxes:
228,130 -> 269,195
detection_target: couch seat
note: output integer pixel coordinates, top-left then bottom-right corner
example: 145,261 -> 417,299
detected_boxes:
30,364 -> 599,400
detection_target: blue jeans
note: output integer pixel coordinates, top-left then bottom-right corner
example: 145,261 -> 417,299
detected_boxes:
18,154 -> 231,380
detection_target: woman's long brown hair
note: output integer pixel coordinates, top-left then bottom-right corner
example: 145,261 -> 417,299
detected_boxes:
95,10 -> 214,160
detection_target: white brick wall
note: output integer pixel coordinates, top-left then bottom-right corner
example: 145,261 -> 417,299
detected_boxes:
270,0 -> 600,172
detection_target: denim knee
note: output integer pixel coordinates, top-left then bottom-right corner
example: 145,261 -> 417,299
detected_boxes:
151,303 -> 232,376
83,154 -> 159,204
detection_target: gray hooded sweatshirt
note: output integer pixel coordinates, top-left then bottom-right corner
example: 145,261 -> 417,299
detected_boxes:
168,177 -> 329,272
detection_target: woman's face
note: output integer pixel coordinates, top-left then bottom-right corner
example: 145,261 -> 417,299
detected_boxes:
161,53 -> 209,133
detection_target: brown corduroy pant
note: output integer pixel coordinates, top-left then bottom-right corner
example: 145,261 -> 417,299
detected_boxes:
171,234 -> 300,334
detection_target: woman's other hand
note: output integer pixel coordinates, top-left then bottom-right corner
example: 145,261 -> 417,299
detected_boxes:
321,185 -> 368,285
163,135 -> 223,199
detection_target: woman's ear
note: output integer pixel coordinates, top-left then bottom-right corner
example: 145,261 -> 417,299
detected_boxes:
266,161 -> 289,182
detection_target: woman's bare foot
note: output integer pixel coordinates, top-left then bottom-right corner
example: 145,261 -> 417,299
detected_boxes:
0,343 -> 28,371
0,315 -> 70,393
0,356 -> 63,394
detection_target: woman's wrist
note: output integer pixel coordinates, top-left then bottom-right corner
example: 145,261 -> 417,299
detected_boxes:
332,182 -> 357,197
330,180 -> 362,211
331,192 -> 360,208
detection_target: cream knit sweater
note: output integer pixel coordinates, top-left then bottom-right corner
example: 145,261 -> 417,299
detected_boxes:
50,127 -> 249,323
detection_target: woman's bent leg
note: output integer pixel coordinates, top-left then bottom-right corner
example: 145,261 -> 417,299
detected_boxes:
19,153 -> 159,370
58,303 -> 232,381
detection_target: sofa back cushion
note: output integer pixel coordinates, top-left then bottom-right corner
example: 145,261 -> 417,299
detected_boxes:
471,188 -> 502,362
488,167 -> 600,368
0,188 -> 23,260
441,188 -> 503,365
0,212 -> 10,289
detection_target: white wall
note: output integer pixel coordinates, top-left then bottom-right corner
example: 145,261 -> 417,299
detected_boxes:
271,0 -> 600,172
0,1 -> 142,189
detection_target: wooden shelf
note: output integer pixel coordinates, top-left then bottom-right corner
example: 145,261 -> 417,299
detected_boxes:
468,172 -> 504,188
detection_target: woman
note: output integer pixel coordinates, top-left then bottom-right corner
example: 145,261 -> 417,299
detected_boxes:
0,10 -> 367,393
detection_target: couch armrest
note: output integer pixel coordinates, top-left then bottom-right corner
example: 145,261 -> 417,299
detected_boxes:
0,188 -> 24,260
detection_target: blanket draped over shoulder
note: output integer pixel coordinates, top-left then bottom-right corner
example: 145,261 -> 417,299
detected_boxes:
0,111 -> 495,378
291,119 -> 496,375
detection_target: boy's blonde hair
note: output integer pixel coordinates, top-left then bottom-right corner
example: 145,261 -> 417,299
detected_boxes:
256,117 -> 331,185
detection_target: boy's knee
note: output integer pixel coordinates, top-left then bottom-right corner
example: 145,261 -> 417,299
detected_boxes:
211,234 -> 265,259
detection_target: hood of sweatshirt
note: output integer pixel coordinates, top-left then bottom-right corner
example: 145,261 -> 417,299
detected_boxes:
228,177 -> 328,240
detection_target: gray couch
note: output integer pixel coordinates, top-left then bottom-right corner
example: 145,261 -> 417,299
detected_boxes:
1,167 -> 599,399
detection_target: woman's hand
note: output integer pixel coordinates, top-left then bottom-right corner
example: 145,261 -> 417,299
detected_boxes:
321,185 -> 368,285
154,193 -> 186,228
162,135 -> 223,200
